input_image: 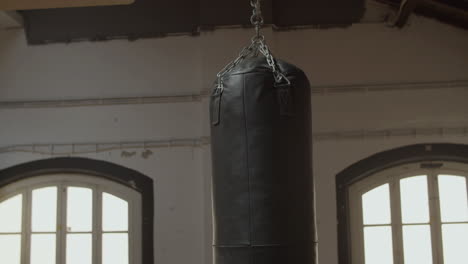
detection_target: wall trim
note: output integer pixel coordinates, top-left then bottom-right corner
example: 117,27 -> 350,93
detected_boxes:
0,137 -> 211,155
0,93 -> 204,109
311,80 -> 468,95
0,80 -> 466,109
0,157 -> 154,264
1,126 -> 467,155
314,126 -> 468,141
335,143 -> 468,264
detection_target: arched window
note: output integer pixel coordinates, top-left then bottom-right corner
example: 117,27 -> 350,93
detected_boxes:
0,174 -> 141,264
349,162 -> 468,264
0,158 -> 153,264
337,144 -> 468,264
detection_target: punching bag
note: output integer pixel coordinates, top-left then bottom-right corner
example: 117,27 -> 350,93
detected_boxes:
210,54 -> 317,264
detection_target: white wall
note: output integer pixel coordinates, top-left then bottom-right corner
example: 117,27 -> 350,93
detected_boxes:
1,14 -> 467,264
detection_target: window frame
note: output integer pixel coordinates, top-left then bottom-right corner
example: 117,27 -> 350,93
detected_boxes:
0,158 -> 154,264
348,162 -> 468,264
336,143 -> 468,264
0,174 -> 142,264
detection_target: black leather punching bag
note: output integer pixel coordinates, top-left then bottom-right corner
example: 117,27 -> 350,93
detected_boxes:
210,57 -> 317,264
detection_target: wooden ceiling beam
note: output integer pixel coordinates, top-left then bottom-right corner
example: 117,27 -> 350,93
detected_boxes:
0,0 -> 135,11
417,0 -> 468,29
377,0 -> 468,28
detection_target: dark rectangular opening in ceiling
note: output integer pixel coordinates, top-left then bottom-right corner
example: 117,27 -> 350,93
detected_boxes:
21,0 -> 366,44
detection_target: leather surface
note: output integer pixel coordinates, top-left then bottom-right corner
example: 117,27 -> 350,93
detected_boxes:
210,57 -> 317,263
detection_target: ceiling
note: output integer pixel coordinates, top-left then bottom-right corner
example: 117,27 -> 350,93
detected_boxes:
378,0 -> 468,29
0,0 -> 465,44
21,0 -> 366,44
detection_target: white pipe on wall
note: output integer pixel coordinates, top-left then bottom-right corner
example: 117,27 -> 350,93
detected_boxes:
0,80 -> 466,109
1,126 -> 466,155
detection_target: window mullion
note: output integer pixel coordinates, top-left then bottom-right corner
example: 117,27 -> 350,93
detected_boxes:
58,184 -> 67,264
390,177 -> 404,264
22,190 -> 31,264
94,188 -> 102,264
128,198 -> 134,264
428,172 -> 444,264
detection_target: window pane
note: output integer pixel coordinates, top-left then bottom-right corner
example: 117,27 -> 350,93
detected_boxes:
31,234 -> 56,264
400,176 -> 430,224
442,224 -> 468,264
438,175 -> 468,222
67,187 -> 92,232
67,234 -> 92,264
362,184 -> 391,225
32,187 -> 57,232
103,233 -> 129,264
103,193 -> 128,231
402,225 -> 433,264
364,226 -> 394,264
0,234 -> 21,264
0,194 -> 22,232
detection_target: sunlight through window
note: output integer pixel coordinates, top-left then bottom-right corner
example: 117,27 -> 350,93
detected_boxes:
350,166 -> 468,264
0,175 -> 141,264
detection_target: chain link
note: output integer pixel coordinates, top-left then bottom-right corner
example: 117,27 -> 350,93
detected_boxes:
258,41 -> 290,85
250,0 -> 264,39
215,0 -> 290,93
216,41 -> 257,92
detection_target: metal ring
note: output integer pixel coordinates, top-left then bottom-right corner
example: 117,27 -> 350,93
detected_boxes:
275,72 -> 291,85
250,0 -> 257,8
250,15 -> 264,25
251,35 -> 265,43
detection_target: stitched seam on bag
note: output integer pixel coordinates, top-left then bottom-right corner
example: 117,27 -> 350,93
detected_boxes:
242,73 -> 253,264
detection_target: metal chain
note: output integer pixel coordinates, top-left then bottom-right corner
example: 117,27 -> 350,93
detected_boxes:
258,41 -> 291,85
216,41 -> 257,93
215,0 -> 290,93
250,0 -> 264,40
